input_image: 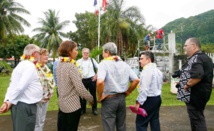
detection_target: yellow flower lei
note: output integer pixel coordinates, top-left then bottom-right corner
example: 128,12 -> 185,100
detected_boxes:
59,57 -> 78,67
21,54 -> 35,61
104,56 -> 120,61
21,54 -> 41,70
21,54 -> 55,96
59,57 -> 82,75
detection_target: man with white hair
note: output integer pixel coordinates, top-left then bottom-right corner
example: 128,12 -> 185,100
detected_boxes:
77,48 -> 99,115
0,44 -> 43,131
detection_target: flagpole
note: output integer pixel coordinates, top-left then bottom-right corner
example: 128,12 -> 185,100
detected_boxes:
97,0 -> 101,62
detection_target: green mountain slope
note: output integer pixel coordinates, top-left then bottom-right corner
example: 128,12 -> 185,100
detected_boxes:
162,10 -> 214,44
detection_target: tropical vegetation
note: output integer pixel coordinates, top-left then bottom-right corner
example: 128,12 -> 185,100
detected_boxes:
0,0 -> 30,44
0,0 -> 214,62
71,0 -> 150,59
32,9 -> 70,60
163,9 -> 214,52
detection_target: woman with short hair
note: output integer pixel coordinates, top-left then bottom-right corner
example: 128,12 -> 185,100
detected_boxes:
56,40 -> 93,131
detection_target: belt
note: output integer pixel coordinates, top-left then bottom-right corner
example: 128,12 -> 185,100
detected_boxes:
105,93 -> 125,99
82,77 -> 93,80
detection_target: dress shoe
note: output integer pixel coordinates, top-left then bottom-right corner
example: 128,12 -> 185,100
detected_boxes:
92,110 -> 98,115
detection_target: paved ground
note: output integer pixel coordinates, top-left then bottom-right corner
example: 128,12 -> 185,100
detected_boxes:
0,106 -> 214,131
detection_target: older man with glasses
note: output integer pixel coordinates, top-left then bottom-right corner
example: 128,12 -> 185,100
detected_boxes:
0,44 -> 43,131
176,38 -> 213,131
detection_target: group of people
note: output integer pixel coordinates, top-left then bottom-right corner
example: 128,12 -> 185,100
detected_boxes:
143,29 -> 164,51
0,37 -> 213,131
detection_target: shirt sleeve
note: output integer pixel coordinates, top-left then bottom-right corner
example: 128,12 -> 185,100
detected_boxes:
53,60 -> 59,86
5,64 -> 37,104
97,62 -> 106,80
189,57 -> 204,79
136,70 -> 153,105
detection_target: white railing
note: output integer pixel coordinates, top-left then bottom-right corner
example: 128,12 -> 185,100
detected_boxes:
207,53 -> 214,87
207,53 -> 214,62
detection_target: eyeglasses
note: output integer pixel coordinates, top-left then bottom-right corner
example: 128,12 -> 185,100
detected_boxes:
184,44 -> 194,47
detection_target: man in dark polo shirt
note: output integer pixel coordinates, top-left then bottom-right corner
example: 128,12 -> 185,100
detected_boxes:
177,38 -> 213,131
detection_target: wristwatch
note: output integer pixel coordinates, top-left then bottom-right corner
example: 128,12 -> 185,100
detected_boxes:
186,83 -> 191,87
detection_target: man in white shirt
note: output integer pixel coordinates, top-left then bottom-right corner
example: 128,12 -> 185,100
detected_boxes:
134,51 -> 163,131
77,48 -> 99,115
0,44 -> 43,131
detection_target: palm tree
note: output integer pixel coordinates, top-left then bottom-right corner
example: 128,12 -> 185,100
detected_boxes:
32,9 -> 70,60
100,0 -> 145,57
0,0 -> 30,44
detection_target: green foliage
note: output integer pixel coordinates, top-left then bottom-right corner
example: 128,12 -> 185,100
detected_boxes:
72,12 -> 98,49
77,46 -> 103,61
0,35 -> 32,59
90,47 -> 103,59
0,61 -> 12,76
71,0 -> 146,58
0,0 -> 30,43
0,61 -> 11,69
32,9 -> 70,60
201,43 -> 214,53
163,10 -> 214,46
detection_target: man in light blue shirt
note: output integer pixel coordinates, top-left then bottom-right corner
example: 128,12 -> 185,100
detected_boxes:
134,51 -> 163,131
97,42 -> 140,131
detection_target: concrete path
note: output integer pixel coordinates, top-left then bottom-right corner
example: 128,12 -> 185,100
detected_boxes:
0,106 -> 214,131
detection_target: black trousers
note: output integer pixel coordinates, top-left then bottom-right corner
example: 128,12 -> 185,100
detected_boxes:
57,108 -> 81,131
81,78 -> 97,112
136,96 -> 161,131
186,103 -> 207,131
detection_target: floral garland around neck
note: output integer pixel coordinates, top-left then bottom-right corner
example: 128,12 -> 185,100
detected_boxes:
21,54 -> 36,63
103,56 -> 120,61
21,54 -> 55,102
59,56 -> 78,67
21,54 -> 41,70
59,56 -> 82,75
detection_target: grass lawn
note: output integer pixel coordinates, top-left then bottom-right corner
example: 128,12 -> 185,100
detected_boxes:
0,76 -> 214,116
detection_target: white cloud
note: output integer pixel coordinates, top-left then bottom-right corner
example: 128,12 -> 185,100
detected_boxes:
16,0 -> 214,36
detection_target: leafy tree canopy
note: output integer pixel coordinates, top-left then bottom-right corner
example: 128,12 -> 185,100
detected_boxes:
163,10 -> 214,45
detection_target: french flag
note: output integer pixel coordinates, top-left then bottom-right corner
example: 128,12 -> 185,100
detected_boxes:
102,0 -> 107,11
94,0 -> 97,6
94,0 -> 99,16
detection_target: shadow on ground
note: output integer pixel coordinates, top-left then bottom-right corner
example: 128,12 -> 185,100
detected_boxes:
0,106 -> 214,131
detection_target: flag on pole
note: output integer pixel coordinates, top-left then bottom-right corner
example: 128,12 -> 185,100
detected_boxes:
102,0 -> 107,11
94,0 -> 99,16
94,0 -> 97,6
